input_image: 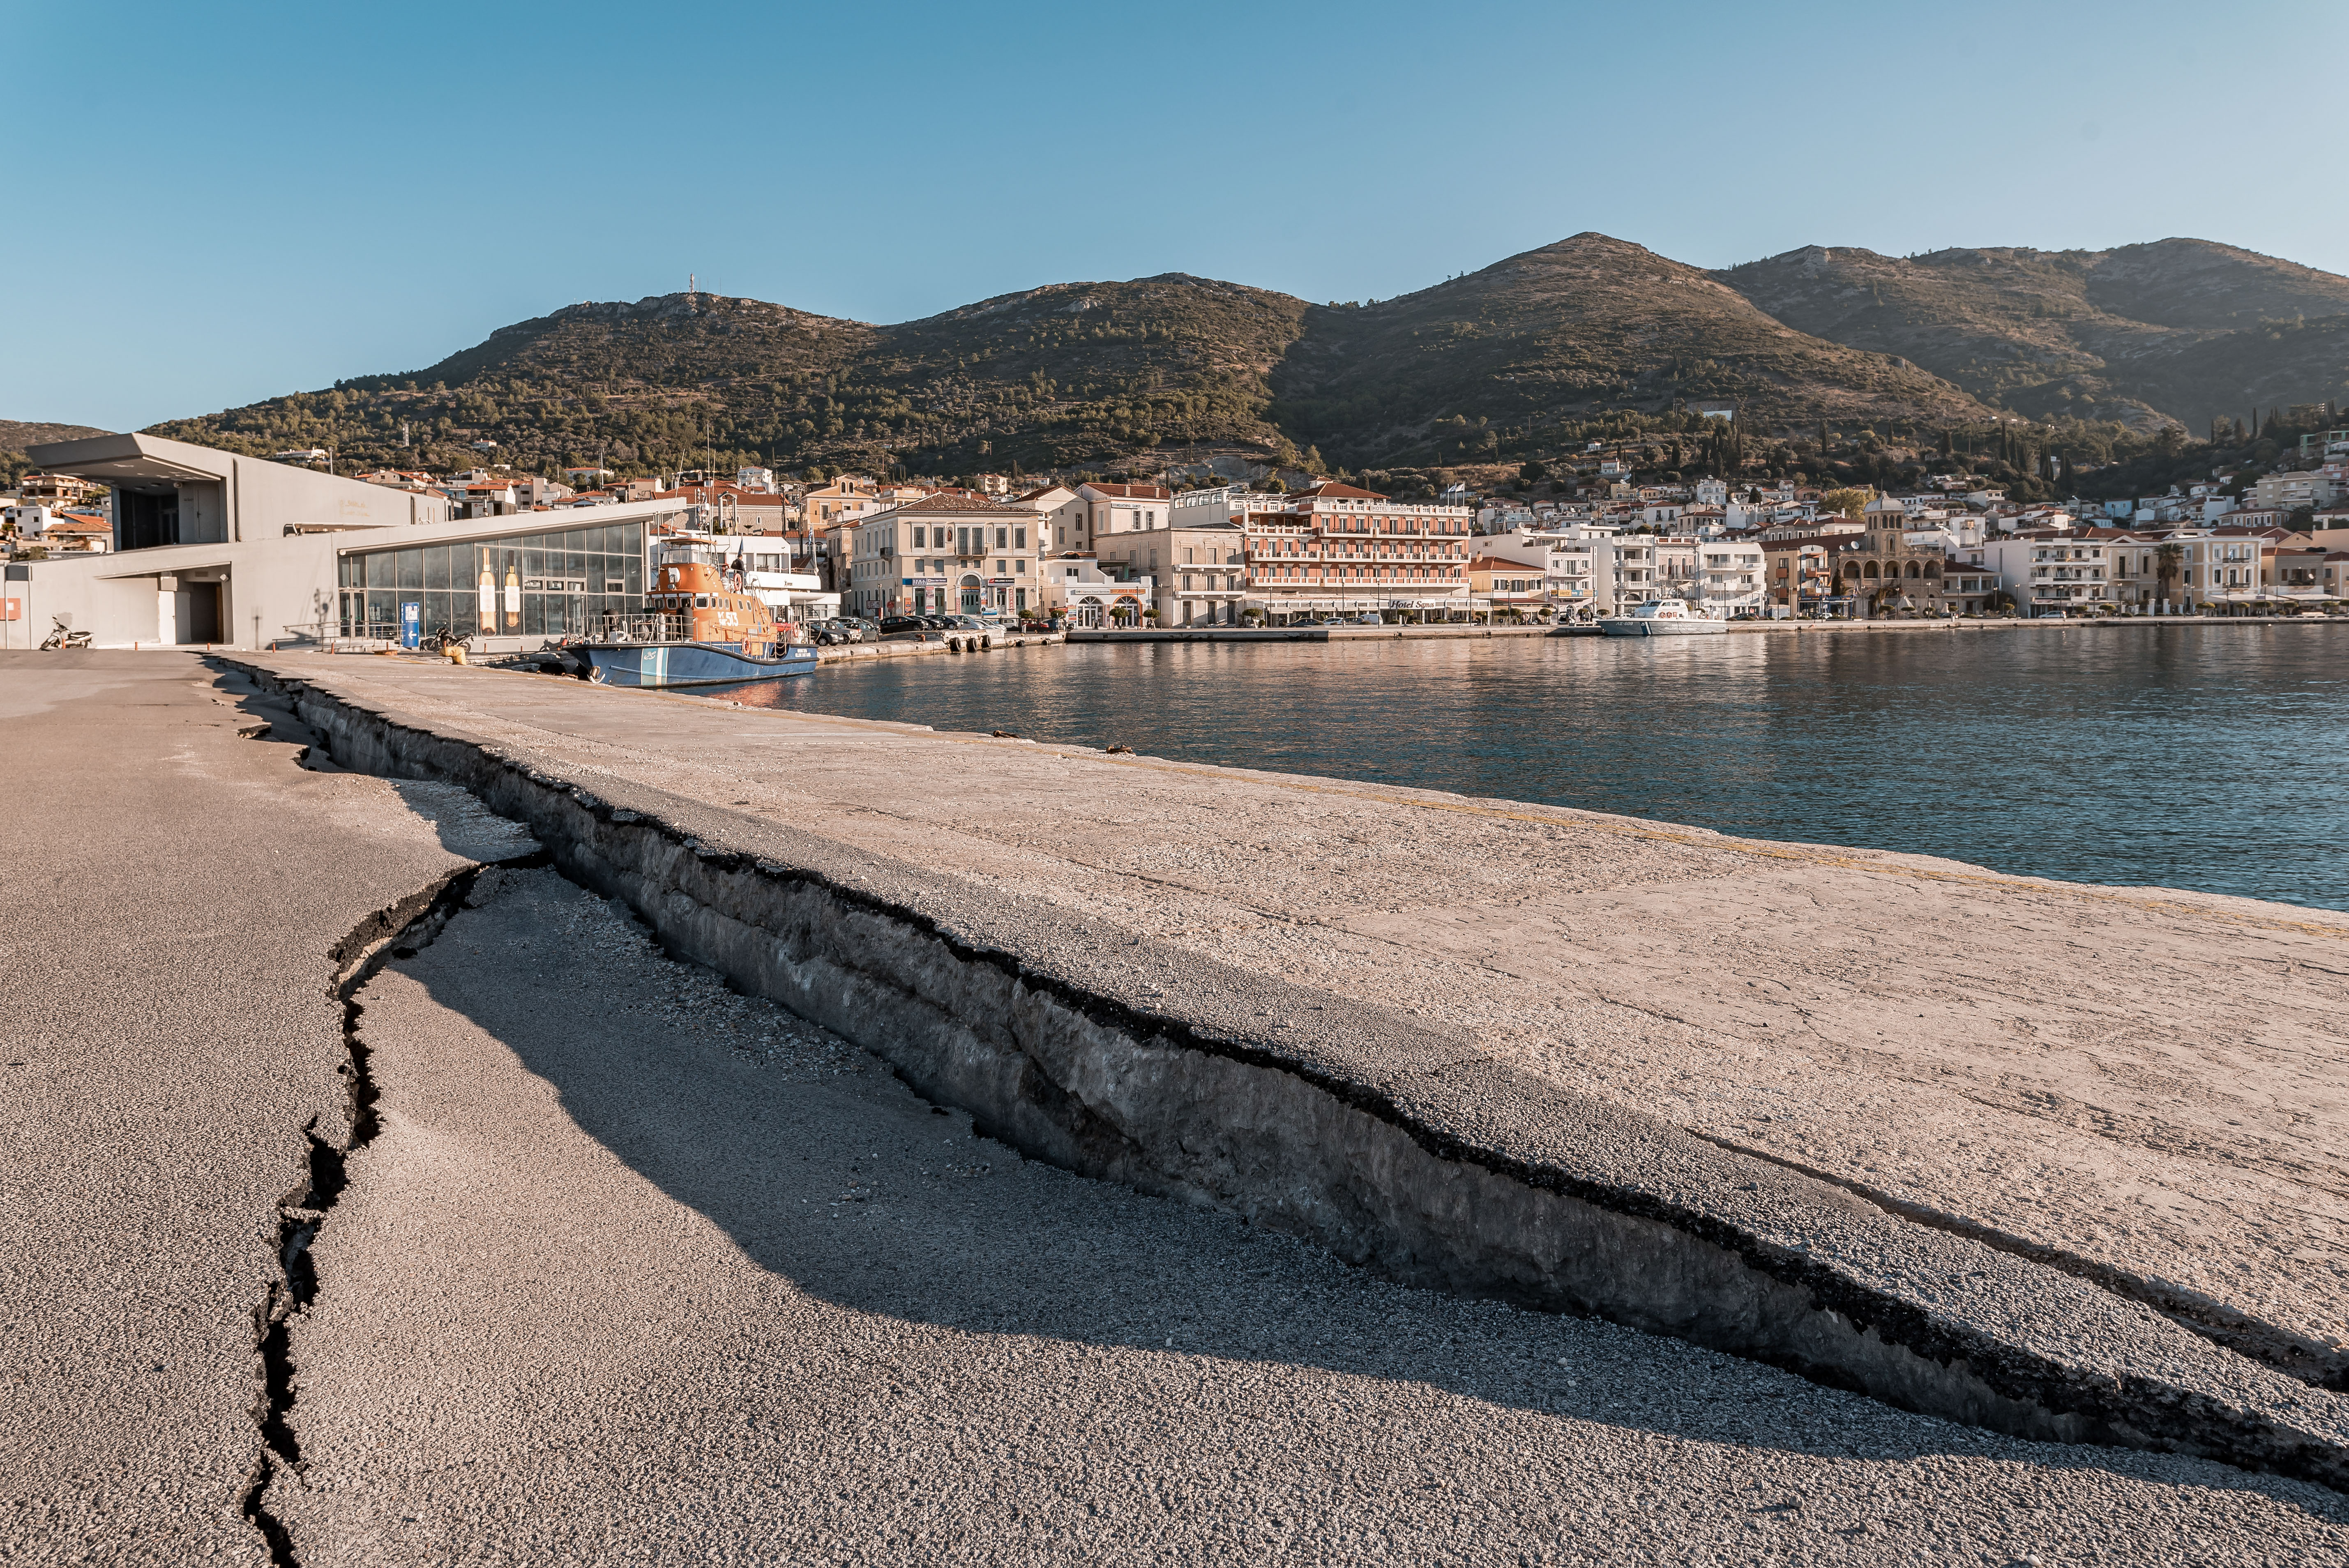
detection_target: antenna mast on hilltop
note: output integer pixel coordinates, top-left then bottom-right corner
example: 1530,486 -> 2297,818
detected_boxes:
689,272 -> 698,314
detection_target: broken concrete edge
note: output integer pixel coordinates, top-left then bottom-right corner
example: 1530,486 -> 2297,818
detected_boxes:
218,657 -> 2349,1492
1693,1130 -> 2349,1389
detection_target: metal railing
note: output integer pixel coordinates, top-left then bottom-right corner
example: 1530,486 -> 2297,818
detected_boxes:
593,612 -> 690,642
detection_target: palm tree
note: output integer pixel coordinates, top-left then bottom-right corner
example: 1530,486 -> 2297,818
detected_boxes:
2154,542 -> 2184,608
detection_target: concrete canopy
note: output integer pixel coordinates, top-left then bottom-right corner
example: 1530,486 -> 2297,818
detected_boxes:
26,433 -> 231,496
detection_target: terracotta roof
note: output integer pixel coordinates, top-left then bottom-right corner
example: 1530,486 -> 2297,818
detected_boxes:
1079,482 -> 1173,500
1294,482 -> 1388,501
874,490 -> 1037,518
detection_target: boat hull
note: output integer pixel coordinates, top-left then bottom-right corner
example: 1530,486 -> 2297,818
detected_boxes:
1596,618 -> 1727,637
579,641 -> 818,687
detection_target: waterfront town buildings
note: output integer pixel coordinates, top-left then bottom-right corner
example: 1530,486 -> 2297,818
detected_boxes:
9,428 -> 2349,648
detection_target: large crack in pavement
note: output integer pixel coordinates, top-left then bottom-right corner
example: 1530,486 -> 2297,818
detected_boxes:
239,855 -> 548,1565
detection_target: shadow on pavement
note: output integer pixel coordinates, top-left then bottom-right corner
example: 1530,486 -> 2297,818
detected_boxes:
365,866 -> 2349,1528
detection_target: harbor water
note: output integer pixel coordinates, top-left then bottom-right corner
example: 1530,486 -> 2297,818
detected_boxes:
730,626 -> 2349,912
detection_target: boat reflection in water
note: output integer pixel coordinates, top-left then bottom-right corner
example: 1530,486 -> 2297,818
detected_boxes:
690,676 -> 811,708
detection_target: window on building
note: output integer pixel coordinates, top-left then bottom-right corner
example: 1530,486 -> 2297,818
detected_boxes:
337,519 -> 644,638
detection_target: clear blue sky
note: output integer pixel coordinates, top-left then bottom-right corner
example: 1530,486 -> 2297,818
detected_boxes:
9,0 -> 2342,432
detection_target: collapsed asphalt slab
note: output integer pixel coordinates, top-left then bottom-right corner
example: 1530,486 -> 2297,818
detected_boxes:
223,652 -> 2349,1490
13,649 -> 2349,1563
277,867 -> 2349,1564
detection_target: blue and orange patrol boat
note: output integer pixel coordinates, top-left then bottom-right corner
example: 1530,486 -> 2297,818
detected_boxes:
576,560 -> 818,688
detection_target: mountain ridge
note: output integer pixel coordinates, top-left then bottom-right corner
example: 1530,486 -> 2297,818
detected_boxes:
1714,239 -> 2349,433
141,233 -> 2349,484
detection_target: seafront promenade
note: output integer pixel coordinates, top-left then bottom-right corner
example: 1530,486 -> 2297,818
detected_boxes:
9,648 -> 2348,1564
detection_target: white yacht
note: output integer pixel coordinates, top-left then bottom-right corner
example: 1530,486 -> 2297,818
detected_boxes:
1597,598 -> 1728,637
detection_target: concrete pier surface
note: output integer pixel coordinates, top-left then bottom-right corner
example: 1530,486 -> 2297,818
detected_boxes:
9,647 -> 2349,1563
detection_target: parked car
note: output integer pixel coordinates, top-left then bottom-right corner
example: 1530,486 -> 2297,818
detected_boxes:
877,615 -> 938,638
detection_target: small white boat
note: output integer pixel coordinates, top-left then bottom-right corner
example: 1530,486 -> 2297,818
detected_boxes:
1598,599 -> 1728,637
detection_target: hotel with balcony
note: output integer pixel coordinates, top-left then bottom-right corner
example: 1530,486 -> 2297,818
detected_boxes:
1171,483 -> 1475,622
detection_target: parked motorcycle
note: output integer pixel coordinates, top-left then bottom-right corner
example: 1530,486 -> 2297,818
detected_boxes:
38,617 -> 92,651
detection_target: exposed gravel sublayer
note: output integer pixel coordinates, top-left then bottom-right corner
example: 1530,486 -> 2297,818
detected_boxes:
277,868 -> 2349,1565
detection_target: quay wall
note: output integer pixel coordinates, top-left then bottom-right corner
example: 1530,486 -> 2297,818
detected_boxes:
1075,617 -> 2349,645
226,655 -> 2349,1490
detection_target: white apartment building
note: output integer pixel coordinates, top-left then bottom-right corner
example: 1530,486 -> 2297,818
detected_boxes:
2250,472 -> 2344,511
1480,527 -> 1609,615
1160,523 -> 1247,626
1613,535 -> 1663,607
1695,540 -> 1766,614
1016,484 -> 1086,550
1978,534 -> 2115,615
1070,481 -> 1173,555
1081,483 -> 1184,591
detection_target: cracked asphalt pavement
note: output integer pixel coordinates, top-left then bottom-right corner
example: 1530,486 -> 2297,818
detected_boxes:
271,867 -> 2347,1565
0,653 -> 521,1565
10,652 -> 2349,1565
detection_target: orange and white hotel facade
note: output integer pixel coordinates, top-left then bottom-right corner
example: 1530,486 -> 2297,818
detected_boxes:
1166,482 -> 1476,622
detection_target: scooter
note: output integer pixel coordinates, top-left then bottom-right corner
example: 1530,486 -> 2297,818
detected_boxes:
38,618 -> 92,650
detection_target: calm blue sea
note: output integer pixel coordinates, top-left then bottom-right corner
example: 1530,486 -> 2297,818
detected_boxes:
733,627 -> 2349,912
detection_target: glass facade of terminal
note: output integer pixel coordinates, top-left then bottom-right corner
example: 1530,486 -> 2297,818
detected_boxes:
337,520 -> 645,638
